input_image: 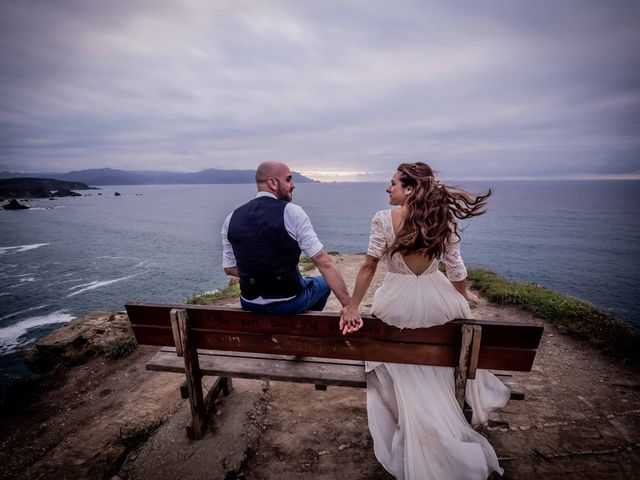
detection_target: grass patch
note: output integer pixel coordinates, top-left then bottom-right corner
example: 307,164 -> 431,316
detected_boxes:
115,418 -> 165,451
104,336 -> 138,359
186,279 -> 240,305
299,255 -> 315,272
467,267 -> 640,363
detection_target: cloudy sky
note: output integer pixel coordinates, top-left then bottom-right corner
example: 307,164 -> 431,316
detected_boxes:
1,0 -> 639,181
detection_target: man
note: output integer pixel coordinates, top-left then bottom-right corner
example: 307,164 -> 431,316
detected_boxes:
221,161 -> 361,331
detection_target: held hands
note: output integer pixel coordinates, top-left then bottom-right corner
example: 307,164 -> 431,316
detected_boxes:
339,304 -> 363,335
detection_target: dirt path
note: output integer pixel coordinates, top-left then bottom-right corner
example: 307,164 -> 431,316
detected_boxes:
2,254 -> 639,479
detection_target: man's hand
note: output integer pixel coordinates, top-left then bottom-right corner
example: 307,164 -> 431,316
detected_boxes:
339,304 -> 363,335
224,266 -> 239,277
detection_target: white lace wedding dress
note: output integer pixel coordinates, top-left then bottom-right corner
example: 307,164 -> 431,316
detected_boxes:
366,210 -> 510,480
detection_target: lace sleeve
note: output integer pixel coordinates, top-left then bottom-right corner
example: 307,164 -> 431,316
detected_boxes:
367,211 -> 387,258
443,232 -> 468,281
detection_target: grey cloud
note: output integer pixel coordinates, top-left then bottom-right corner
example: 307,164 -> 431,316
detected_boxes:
1,0 -> 639,179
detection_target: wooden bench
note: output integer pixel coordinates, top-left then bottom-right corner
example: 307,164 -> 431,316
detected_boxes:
125,302 -> 543,439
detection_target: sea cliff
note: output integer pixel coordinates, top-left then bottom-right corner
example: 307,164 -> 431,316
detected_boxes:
1,254 -> 639,480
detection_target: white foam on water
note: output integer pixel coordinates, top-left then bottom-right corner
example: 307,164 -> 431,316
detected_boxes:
0,304 -> 49,322
19,277 -> 35,283
67,274 -> 138,297
0,310 -> 72,355
0,243 -> 50,255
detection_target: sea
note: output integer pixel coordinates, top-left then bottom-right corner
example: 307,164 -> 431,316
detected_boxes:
1,181 -> 639,389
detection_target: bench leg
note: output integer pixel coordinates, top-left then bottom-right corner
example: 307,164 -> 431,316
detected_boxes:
172,308 -> 207,440
222,376 -> 233,396
180,380 -> 189,399
455,324 -> 482,423
455,324 -> 473,410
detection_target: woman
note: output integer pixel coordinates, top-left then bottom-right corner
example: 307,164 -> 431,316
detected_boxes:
340,162 -> 510,480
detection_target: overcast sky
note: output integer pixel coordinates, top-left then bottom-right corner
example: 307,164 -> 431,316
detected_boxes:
1,0 -> 639,181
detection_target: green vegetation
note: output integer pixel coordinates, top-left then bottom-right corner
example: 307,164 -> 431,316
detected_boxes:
104,336 -> 138,359
187,257 -> 318,305
115,418 -> 165,451
467,268 -> 640,363
186,279 -> 241,305
299,255 -> 316,273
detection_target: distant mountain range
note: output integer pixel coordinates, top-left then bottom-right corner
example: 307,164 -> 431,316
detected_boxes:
0,168 -> 317,186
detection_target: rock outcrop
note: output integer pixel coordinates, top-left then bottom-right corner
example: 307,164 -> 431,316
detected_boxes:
23,311 -> 133,373
0,177 -> 92,199
54,188 -> 82,197
2,198 -> 30,210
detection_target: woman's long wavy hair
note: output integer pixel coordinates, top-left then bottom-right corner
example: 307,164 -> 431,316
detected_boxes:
385,162 -> 492,260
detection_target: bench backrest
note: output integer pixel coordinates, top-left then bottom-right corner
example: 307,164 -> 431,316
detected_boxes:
125,302 -> 543,372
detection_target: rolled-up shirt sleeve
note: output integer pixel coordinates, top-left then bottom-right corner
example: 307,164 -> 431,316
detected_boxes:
367,211 -> 386,258
284,204 -> 323,258
220,212 -> 237,268
443,232 -> 467,281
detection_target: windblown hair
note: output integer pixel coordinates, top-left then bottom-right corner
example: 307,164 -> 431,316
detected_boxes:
386,162 -> 492,260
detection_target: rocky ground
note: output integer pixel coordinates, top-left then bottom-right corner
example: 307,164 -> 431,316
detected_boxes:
1,254 -> 639,479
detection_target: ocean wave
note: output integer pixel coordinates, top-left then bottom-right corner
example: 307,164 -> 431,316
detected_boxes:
26,206 -> 66,211
0,310 -> 73,355
67,274 -> 139,297
0,304 -> 49,322
96,256 -> 140,260
0,243 -> 50,255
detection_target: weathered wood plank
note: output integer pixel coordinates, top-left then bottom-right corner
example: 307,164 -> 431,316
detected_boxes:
173,309 -> 207,440
170,313 -> 183,357
147,350 -> 525,400
468,325 -> 482,380
455,324 -> 473,409
136,326 -> 537,371
147,350 -> 368,388
159,346 -> 366,367
126,303 -> 543,349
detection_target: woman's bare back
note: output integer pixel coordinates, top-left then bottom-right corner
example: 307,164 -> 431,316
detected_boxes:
390,208 -> 434,276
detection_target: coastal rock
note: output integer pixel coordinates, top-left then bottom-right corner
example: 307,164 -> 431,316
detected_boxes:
55,188 -> 81,197
24,311 -> 133,373
0,177 -> 91,198
2,199 -> 30,210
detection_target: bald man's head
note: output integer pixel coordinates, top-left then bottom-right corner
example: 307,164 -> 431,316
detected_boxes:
255,161 -> 295,202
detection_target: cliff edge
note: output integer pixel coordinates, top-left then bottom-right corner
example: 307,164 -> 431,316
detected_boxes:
1,254 -> 639,480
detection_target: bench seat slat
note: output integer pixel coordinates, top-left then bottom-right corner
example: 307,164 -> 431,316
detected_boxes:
158,346 -> 366,367
148,349 -> 525,399
147,350 -> 368,388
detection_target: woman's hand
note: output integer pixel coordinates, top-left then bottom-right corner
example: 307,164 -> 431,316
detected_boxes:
464,290 -> 479,307
339,304 -> 363,335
